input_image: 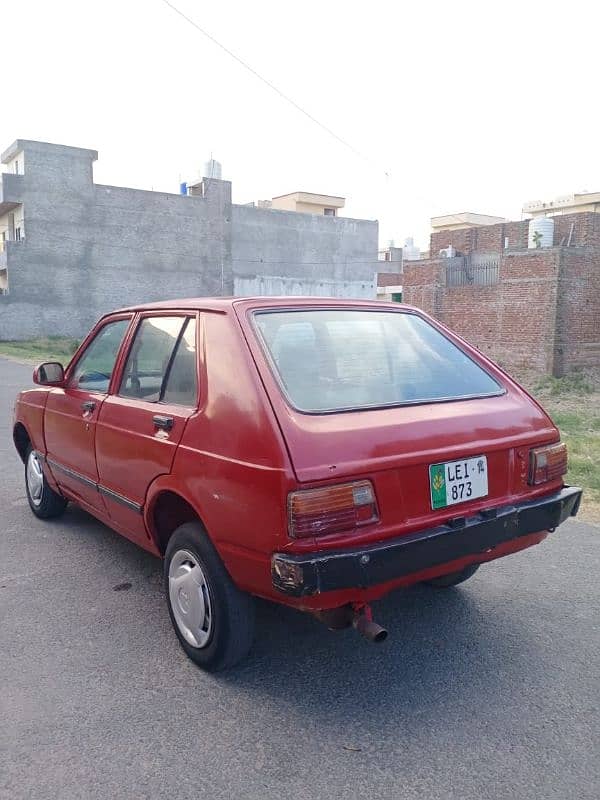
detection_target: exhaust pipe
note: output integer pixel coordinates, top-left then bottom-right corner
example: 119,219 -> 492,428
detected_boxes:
353,613 -> 388,643
312,603 -> 388,643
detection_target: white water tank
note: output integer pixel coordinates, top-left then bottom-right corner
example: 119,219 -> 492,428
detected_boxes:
203,158 -> 222,180
403,237 -> 421,261
528,216 -> 554,248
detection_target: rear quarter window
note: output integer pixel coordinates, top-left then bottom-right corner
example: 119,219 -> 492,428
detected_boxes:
253,309 -> 503,413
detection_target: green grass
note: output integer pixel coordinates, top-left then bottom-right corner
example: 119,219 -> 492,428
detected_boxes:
0,336 -> 79,365
540,396 -> 600,523
533,373 -> 594,397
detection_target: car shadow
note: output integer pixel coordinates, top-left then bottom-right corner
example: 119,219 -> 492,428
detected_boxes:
58,504 -> 541,731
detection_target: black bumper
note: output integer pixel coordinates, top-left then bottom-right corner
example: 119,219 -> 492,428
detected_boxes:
272,486 -> 582,597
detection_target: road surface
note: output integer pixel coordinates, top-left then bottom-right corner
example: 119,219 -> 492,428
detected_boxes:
1,357 -> 598,799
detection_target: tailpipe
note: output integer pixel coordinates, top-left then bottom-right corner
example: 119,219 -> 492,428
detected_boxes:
352,604 -> 388,643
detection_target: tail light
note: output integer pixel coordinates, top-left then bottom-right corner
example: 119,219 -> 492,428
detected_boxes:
288,480 -> 379,538
529,442 -> 568,485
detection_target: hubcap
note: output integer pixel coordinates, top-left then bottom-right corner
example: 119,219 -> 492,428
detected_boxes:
168,550 -> 213,649
26,451 -> 44,507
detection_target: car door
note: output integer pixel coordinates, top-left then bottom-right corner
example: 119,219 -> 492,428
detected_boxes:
95,312 -> 199,544
44,315 -> 133,513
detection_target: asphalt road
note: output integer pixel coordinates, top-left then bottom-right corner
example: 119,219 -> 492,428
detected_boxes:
1,356 -> 599,800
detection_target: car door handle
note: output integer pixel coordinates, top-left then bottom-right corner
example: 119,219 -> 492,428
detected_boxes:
81,400 -> 96,413
153,414 -> 174,431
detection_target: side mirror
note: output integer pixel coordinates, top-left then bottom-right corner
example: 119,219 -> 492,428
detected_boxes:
33,362 -> 65,386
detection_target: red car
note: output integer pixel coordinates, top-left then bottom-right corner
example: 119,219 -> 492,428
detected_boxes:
13,298 -> 581,670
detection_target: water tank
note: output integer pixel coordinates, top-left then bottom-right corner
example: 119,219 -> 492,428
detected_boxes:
203,158 -> 222,180
528,217 -> 554,248
403,237 -> 421,261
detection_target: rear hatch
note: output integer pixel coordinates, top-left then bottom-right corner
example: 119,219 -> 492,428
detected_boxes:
238,302 -> 560,543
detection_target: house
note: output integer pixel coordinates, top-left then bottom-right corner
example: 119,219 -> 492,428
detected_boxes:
0,140 -> 379,339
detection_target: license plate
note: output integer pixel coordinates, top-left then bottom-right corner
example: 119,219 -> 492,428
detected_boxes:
429,455 -> 488,510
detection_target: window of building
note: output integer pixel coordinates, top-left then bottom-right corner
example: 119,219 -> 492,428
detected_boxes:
14,160 -> 19,175
69,318 -> 131,393
323,208 -> 336,217
14,227 -> 21,241
391,292 -> 403,303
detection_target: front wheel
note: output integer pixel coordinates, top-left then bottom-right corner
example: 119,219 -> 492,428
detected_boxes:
424,563 -> 480,588
164,522 -> 255,671
25,446 -> 67,519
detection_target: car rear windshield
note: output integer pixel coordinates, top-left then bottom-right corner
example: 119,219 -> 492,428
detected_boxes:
253,309 -> 503,413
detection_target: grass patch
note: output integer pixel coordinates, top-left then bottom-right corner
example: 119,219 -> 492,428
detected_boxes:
532,377 -> 600,523
533,373 -> 594,397
0,336 -> 79,365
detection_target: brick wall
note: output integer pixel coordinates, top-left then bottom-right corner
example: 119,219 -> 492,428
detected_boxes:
552,214 -> 600,248
555,247 -> 600,374
430,212 -> 600,256
414,213 -> 600,376
402,247 -> 598,375
431,220 -> 530,255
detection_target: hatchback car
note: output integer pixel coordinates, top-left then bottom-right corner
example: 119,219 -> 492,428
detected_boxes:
13,298 -> 581,670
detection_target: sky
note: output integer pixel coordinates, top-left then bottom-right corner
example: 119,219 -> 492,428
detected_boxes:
2,0 -> 599,250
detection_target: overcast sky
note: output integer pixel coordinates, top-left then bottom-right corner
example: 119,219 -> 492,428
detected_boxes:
2,0 -> 598,249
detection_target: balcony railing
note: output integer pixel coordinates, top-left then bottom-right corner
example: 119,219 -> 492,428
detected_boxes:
445,256 -> 500,287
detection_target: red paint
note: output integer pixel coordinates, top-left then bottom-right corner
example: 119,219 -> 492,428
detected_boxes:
14,298 -> 567,613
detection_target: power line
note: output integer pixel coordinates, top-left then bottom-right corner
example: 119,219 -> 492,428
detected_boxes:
159,0 -> 389,177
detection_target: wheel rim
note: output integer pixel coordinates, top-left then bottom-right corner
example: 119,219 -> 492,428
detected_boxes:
26,451 -> 44,507
168,549 -> 213,649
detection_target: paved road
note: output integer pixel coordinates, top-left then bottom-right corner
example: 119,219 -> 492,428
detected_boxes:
1,357 -> 599,800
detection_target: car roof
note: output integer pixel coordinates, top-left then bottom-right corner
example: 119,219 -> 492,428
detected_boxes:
113,296 -> 418,314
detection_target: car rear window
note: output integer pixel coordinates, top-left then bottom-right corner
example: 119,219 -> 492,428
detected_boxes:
253,309 -> 503,413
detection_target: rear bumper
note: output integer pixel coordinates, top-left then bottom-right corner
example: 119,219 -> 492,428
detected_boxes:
272,486 -> 582,597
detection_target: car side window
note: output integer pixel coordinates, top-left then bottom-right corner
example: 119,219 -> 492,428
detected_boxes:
162,318 -> 198,407
69,318 -> 131,393
119,316 -> 188,402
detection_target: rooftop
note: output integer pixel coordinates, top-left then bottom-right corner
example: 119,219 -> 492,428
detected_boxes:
1,139 -> 98,165
271,191 -> 345,208
523,192 -> 600,214
431,212 -> 507,231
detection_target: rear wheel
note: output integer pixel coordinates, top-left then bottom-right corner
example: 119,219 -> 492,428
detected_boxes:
25,446 -> 67,519
164,522 -> 255,671
424,563 -> 480,588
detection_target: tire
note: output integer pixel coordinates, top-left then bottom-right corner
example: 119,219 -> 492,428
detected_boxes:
25,446 -> 68,519
424,563 -> 480,588
164,522 -> 255,671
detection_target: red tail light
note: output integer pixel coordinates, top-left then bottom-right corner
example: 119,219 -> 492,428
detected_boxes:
288,480 -> 379,538
529,443 -> 568,485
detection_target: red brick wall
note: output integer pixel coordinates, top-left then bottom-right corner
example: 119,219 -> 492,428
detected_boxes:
430,227 -> 476,256
430,221 -> 529,255
555,247 -> 600,374
403,250 -> 562,374
552,213 -> 600,248
378,271 -> 403,287
430,212 -> 600,256
402,260 -> 444,316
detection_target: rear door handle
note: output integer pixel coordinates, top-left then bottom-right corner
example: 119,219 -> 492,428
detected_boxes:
81,400 -> 96,413
153,414 -> 174,431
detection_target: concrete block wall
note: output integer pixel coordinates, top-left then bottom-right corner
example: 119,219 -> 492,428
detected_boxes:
0,140 -> 378,340
231,204 -> 378,286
